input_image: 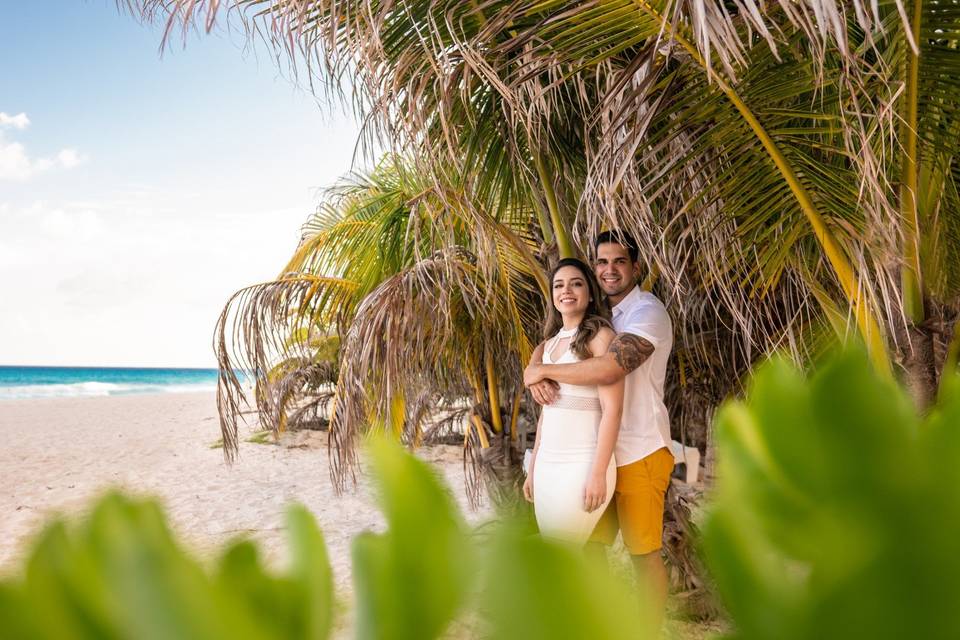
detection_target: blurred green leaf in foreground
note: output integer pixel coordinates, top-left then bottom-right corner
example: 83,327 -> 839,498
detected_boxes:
0,437 -> 647,639
4,348 -> 956,639
0,495 -> 333,640
703,348 -> 960,640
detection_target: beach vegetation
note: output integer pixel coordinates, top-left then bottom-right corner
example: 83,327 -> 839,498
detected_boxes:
124,0 -> 960,468
212,155 -> 547,505
246,429 -> 275,445
121,0 -> 960,612
3,349 -> 958,638
703,346 -> 960,639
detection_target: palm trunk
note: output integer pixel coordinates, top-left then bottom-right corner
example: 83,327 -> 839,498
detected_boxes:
533,200 -> 556,246
508,386 -> 523,442
901,0 -> 925,324
897,321 -> 938,408
485,348 -> 504,434
469,414 -> 491,448
532,150 -> 575,259
388,388 -> 406,438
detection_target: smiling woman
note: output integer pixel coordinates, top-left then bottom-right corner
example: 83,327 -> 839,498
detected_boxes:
541,259 -> 612,360
524,258 -> 622,544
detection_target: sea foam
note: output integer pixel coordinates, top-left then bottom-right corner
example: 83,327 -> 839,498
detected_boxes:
0,381 -> 218,400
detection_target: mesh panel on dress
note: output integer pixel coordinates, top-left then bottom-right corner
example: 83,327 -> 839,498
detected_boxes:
548,395 -> 601,411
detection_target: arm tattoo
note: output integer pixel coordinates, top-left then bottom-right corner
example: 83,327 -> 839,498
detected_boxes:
610,334 -> 654,374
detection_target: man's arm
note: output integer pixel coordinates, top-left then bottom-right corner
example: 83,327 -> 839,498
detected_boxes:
527,341 -> 560,404
524,333 -> 654,387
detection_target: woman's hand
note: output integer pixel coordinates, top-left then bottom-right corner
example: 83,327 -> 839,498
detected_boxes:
523,473 -> 535,502
583,472 -> 607,512
529,379 -> 560,405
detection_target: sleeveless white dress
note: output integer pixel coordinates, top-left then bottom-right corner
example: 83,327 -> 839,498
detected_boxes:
532,327 -> 617,544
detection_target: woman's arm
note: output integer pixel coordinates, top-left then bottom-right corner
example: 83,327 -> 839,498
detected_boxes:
528,341 -> 560,405
583,328 -> 624,512
523,411 -> 545,502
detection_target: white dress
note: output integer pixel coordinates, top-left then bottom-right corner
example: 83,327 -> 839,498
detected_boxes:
532,327 -> 617,544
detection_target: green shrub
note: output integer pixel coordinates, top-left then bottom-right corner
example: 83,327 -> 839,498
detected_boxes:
0,439 -> 646,639
703,349 -> 960,639
0,495 -> 332,640
3,349 -> 957,639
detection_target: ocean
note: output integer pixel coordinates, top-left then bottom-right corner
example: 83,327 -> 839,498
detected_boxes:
0,366 -> 222,400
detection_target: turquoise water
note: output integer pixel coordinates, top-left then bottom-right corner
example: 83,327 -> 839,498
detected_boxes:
0,366 -> 222,400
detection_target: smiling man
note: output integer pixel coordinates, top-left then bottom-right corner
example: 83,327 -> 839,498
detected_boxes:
524,231 -> 674,620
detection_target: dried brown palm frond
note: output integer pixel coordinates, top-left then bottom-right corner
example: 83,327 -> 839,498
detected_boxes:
465,423 -> 526,512
328,244 -> 543,491
663,481 -> 722,620
129,0 -> 916,270
572,18 -> 903,362
268,355 -> 338,432
213,155 -> 546,470
421,404 -> 471,445
214,275 -> 359,461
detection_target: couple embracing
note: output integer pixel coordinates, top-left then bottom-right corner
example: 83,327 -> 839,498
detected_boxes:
522,231 -> 674,614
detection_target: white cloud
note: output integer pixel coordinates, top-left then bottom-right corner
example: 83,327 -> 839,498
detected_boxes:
0,113 -> 87,181
0,139 -> 34,180
0,112 -> 30,129
0,195 -> 313,366
57,148 -> 84,168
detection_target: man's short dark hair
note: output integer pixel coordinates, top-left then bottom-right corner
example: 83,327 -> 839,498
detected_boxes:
594,230 -> 639,263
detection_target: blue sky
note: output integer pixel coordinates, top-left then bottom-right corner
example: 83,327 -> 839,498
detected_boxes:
1,1 -> 362,367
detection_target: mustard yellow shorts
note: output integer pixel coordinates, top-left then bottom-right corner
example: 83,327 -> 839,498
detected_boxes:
589,446 -> 674,555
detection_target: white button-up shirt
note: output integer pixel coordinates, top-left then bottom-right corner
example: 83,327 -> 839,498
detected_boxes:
610,286 -> 673,466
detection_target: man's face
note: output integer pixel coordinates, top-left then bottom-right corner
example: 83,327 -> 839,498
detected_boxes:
595,242 -> 639,299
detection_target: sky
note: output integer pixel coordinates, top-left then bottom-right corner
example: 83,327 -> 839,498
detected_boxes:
0,1 -> 363,368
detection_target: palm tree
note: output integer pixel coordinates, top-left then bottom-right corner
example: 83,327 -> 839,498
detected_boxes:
879,0 -> 960,403
128,0 -> 959,444
213,156 -> 547,502
128,0 -> 959,467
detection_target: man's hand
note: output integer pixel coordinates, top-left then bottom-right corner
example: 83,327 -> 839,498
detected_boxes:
529,379 -> 559,405
524,362 -> 546,387
525,342 -> 558,405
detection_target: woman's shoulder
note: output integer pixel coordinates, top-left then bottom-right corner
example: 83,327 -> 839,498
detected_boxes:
587,325 -> 616,357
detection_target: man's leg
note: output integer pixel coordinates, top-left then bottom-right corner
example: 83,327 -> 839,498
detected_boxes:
632,551 -> 669,628
615,448 -> 675,630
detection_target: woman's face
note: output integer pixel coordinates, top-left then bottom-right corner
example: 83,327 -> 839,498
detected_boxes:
552,265 -> 591,316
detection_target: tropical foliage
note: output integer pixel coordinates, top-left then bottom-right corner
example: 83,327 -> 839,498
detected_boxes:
212,156 -> 547,500
3,349 -> 959,638
0,439 -> 649,640
704,348 -> 960,639
126,0 -> 960,472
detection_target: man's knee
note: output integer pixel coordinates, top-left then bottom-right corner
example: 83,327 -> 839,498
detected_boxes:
630,550 -> 666,574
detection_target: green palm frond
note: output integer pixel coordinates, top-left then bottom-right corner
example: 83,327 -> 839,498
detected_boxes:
214,156 -> 546,465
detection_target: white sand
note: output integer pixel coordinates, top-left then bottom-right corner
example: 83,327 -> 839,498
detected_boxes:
0,392 -> 486,589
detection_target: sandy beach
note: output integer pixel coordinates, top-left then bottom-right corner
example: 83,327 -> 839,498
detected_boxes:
0,392 -> 485,588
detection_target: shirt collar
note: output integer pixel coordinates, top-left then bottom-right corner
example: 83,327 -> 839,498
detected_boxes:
611,285 -> 643,317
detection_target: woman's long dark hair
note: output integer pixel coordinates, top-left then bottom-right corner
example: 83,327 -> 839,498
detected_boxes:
542,258 -> 612,360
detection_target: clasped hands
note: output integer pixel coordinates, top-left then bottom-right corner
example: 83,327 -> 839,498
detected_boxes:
524,363 -> 559,405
